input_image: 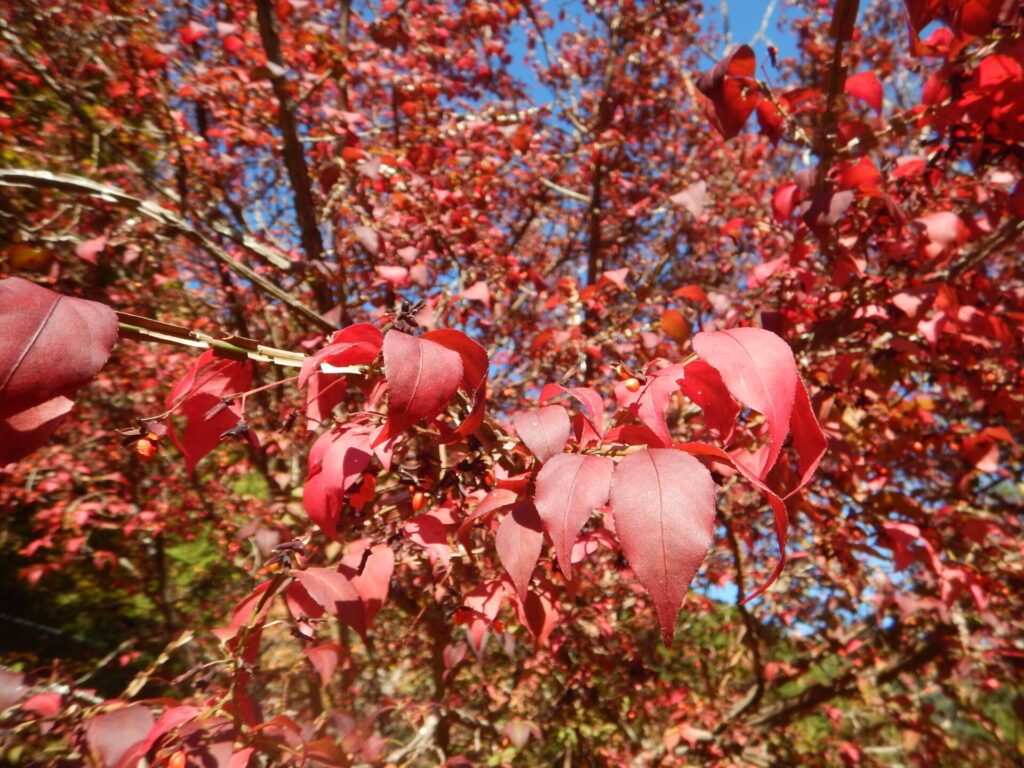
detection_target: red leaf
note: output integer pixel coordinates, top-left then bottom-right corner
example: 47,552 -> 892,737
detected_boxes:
404,511 -> 452,567
456,488 -> 518,547
303,643 -> 346,689
137,705 -> 201,757
421,329 -> 488,438
844,70 -> 883,112
166,350 -> 253,473
610,449 -> 716,644
21,691 -> 61,716
616,364 -> 685,448
513,578 -> 558,648
692,327 -> 797,479
0,396 -> 75,468
533,454 -> 614,579
303,427 -> 372,541
460,580 -> 505,654
675,442 -> 790,603
696,45 -> 759,139
539,383 -> 605,435
298,324 -> 383,389
512,405 -> 571,463
0,277 -> 118,465
84,705 -> 154,768
495,501 -> 543,599
344,541 -> 394,628
772,183 -> 801,222
379,330 -> 463,442
679,360 -> 739,443
293,567 -> 366,637
303,372 -> 348,430
788,378 -> 828,494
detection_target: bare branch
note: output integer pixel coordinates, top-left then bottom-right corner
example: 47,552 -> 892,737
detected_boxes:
0,169 -> 335,331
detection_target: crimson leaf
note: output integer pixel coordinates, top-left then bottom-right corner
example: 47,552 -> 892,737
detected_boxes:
379,329 -> 463,443
0,277 -> 118,465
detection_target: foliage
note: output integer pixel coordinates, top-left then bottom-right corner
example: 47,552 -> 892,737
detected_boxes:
1,0 -> 1023,766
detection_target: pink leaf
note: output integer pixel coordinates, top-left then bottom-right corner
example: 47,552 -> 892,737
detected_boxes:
692,327 -> 797,479
669,180 -> 707,218
0,669 -> 30,710
379,330 -> 463,442
610,449 -> 716,644
512,405 -> 571,463
460,580 -> 505,654
353,224 -> 381,255
375,265 -> 408,285
293,567 -> 366,637
495,501 -> 543,599
0,277 -> 118,465
844,70 -> 883,112
539,383 -> 605,435
84,705 -> 154,768
600,267 -> 629,289
459,280 -> 491,307
75,234 -> 108,264
533,454 -> 614,579
912,212 -> 966,250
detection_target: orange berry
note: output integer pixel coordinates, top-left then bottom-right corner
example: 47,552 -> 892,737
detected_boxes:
167,751 -> 187,768
135,437 -> 157,460
623,378 -> 642,393
411,491 -> 426,511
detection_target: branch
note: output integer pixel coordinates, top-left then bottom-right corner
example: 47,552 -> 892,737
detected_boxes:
0,169 -> 335,332
116,312 -> 307,368
812,0 -> 860,196
254,0 -> 331,310
743,625 -> 952,729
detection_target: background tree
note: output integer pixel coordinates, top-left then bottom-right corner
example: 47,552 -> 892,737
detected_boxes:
1,0 -> 1023,766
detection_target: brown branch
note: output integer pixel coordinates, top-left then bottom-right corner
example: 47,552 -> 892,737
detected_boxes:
743,625 -> 953,729
115,312 -> 307,368
0,169 -> 335,331
812,0 -> 860,196
254,0 -> 334,315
